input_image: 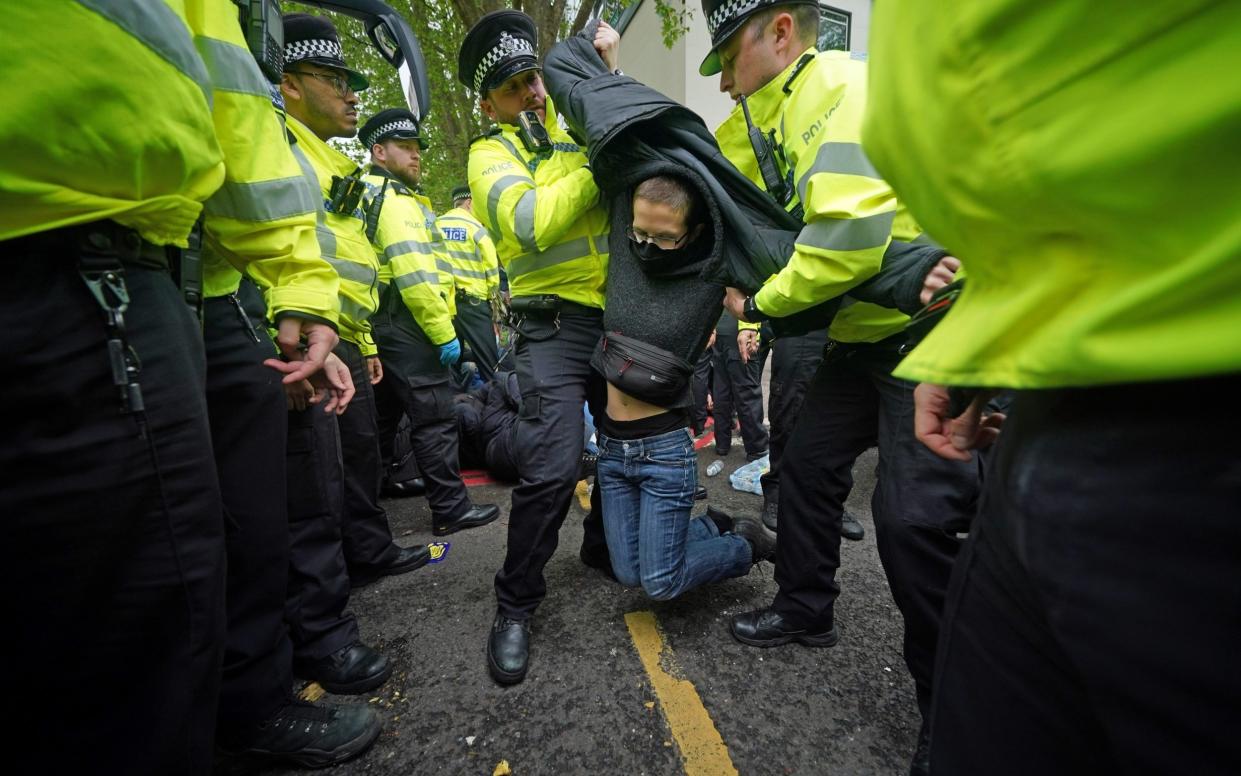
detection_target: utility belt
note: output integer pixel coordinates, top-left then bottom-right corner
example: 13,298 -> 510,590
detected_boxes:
16,220 -> 205,417
506,293 -> 601,342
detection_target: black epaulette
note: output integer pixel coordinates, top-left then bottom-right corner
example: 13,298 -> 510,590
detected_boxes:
469,126 -> 504,146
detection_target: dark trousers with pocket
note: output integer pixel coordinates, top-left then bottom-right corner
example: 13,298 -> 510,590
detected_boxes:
385,369 -> 472,525
203,292 -> 294,741
761,328 -> 828,501
455,292 -> 500,382
929,375 -> 1241,776
773,338 -> 982,721
710,338 -> 768,455
334,340 -> 398,572
286,399 -> 359,661
2,235 -> 225,774
690,349 -> 712,434
495,309 -> 608,619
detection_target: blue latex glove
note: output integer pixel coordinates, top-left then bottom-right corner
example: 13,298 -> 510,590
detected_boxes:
438,338 -> 461,366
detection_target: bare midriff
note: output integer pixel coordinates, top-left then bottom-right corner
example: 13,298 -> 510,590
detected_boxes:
605,383 -> 667,421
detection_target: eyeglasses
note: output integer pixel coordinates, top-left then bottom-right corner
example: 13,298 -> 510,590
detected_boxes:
288,69 -> 353,97
626,226 -> 691,250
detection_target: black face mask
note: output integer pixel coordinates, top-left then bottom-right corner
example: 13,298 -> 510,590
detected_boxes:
629,236 -> 698,278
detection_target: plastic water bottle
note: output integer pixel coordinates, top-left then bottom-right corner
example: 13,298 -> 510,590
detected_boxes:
706,461 -> 724,477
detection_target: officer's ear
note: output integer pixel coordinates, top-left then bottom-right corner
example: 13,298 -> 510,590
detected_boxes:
770,11 -> 797,54
371,142 -> 387,165
280,72 -> 302,104
479,95 -> 498,122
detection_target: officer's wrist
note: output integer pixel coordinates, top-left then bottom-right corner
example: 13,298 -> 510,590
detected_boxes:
743,295 -> 769,323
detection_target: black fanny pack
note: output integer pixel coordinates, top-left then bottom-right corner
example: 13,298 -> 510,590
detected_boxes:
591,331 -> 693,408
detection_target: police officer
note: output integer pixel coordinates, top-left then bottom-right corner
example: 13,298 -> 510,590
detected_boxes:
440,184 -> 503,382
866,3 -> 1241,774
1,1 -> 366,771
359,108 -> 500,536
701,1 -> 980,769
280,13 -> 414,691
711,312 -> 768,458
459,10 -> 618,685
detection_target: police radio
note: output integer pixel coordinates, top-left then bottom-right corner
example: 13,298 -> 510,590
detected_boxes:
517,111 -> 552,154
236,0 -> 285,83
739,94 -> 800,219
327,173 -> 367,216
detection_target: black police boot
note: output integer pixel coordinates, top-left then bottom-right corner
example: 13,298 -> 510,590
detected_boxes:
221,700 -> 381,768
487,612 -> 530,685
433,503 -> 500,536
293,643 -> 391,695
761,495 -> 779,532
350,544 -> 432,589
731,516 -> 777,563
841,508 -> 865,541
730,608 -> 839,648
381,476 -> 426,498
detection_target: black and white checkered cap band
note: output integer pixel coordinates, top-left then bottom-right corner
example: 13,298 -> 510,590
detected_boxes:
707,0 -> 768,37
284,38 -> 343,65
473,32 -> 536,92
365,119 -> 419,148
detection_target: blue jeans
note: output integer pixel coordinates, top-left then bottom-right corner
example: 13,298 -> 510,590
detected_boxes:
598,428 -> 752,600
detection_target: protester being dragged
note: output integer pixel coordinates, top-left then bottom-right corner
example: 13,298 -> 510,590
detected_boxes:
592,176 -> 776,599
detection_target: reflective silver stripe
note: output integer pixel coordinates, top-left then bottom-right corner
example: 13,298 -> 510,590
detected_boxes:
796,142 -> 881,203
445,248 -> 482,263
194,35 -> 269,98
435,258 -> 455,275
393,269 -> 439,290
486,175 -> 529,239
383,240 -> 435,260
796,212 -> 895,253
508,235 -> 594,278
204,175 -> 319,221
289,143 -> 336,261
514,189 -> 537,252
474,228 -> 489,244
449,266 -> 491,280
78,0 -> 212,106
326,257 -> 377,286
339,296 -> 372,323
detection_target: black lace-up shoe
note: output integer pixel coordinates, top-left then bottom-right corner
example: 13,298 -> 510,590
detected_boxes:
730,608 -> 839,648
434,504 -> 500,536
842,508 -> 865,541
223,700 -> 381,768
351,544 -> 431,588
293,642 -> 391,695
487,613 -> 531,685
732,516 -> 777,563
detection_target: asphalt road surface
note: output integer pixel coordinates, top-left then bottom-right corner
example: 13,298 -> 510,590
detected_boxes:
217,442 -> 920,776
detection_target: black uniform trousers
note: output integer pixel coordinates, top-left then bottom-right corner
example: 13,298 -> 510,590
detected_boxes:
203,293 -> 294,742
772,337 -> 982,720
929,375 -> 1241,776
495,308 -> 608,619
286,393 -> 359,661
690,349 -> 712,434
2,234 -> 225,774
710,336 -> 769,455
374,375 -> 420,483
334,339 -> 399,573
454,291 -> 500,382
383,367 -> 472,524
760,328 -> 828,501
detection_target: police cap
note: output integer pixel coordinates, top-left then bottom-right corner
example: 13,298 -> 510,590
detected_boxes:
451,185 -> 472,203
360,108 -> 426,150
698,0 -> 819,76
457,10 -> 539,94
283,12 -> 370,92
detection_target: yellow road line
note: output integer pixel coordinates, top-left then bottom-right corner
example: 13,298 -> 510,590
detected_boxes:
625,611 -> 739,776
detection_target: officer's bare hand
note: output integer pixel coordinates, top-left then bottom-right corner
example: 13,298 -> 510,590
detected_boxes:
738,329 -> 758,364
308,352 -> 355,415
913,383 -> 1005,461
920,256 -> 961,305
707,330 -> 717,350
267,319 -> 342,387
594,20 -> 620,71
366,356 -> 383,385
723,286 -> 749,321
285,379 -> 315,412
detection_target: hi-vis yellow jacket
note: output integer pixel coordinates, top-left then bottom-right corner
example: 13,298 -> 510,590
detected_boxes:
866,0 -> 1241,388
363,170 -> 457,347
438,207 -> 501,301
0,0 -> 339,327
467,97 -> 609,310
715,49 -> 919,344
287,116 -> 382,355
